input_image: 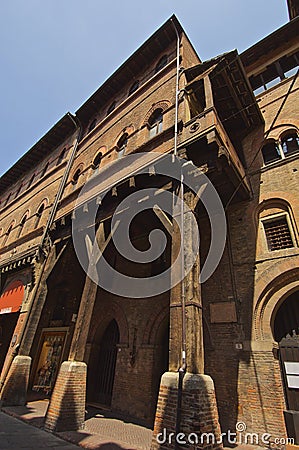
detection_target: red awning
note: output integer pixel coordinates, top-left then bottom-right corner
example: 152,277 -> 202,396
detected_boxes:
0,280 -> 24,315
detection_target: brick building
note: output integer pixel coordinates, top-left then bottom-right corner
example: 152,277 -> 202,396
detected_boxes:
0,2 -> 299,447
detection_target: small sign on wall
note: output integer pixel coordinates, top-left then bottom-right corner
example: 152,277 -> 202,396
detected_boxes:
210,302 -> 237,323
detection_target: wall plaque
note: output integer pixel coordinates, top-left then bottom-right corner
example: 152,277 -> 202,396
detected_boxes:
210,301 -> 237,323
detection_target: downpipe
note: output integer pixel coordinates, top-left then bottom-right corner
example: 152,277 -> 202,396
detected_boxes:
171,18 -> 187,447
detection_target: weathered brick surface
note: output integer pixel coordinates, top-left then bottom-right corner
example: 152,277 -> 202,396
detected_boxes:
86,292 -> 169,425
0,355 -> 31,406
0,13 -> 298,445
45,361 -> 87,432
200,76 -> 299,438
152,372 -> 222,450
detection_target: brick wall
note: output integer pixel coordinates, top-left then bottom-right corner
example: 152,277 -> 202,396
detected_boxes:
152,372 -> 222,450
45,361 -> 87,432
0,355 -> 31,406
85,291 -> 169,426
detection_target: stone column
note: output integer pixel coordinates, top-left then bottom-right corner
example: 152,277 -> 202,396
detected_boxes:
153,173 -> 222,449
169,187 -> 204,374
0,245 -> 58,406
45,223 -> 106,432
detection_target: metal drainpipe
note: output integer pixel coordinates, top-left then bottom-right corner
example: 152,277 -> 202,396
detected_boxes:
172,18 -> 180,159
171,19 -> 187,447
171,18 -> 186,374
0,113 -> 81,395
40,113 -> 82,248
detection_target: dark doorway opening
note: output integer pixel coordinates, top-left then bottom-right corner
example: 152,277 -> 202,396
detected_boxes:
89,319 -> 120,407
274,291 -> 299,342
274,290 -> 299,443
0,312 -> 19,373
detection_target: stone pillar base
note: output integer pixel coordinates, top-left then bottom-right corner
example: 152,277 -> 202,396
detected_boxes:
45,361 -> 86,432
0,355 -> 31,406
152,372 -> 222,450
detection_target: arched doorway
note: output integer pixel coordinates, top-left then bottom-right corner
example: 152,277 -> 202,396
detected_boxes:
274,291 -> 299,342
274,290 -> 299,441
89,319 -> 120,407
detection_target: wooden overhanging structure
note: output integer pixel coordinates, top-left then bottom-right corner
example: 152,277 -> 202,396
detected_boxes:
185,50 -> 264,145
181,51 -> 264,203
55,151 -> 174,230
241,16 -> 299,77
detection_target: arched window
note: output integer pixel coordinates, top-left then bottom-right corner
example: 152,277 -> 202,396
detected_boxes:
263,215 -> 294,251
57,148 -> 66,166
259,202 -> 297,252
281,131 -> 299,156
262,140 -> 281,165
128,80 -> 139,96
93,152 -> 103,169
148,109 -> 163,138
88,119 -> 97,133
2,222 -> 14,247
116,133 -> 128,159
155,55 -> 168,73
71,166 -> 82,185
107,101 -> 116,116
35,202 -> 46,229
17,213 -> 29,238
262,130 -> 299,165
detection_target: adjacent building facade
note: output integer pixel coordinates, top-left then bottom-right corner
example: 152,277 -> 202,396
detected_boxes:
0,3 -> 299,447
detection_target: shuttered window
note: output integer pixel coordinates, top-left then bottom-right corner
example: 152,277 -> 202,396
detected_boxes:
263,215 -> 294,251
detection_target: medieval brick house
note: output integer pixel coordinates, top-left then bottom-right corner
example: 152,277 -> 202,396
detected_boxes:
0,2 -> 298,447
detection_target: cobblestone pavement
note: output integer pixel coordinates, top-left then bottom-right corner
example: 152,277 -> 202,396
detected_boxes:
2,401 -> 153,450
59,410 -> 153,449
0,411 -> 78,449
1,402 -> 270,450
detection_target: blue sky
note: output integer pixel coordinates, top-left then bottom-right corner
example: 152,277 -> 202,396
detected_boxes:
0,0 -> 289,177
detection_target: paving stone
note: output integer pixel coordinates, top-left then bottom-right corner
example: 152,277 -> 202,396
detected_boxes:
0,412 -> 78,449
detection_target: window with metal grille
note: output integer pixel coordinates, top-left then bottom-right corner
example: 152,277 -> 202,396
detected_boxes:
263,216 -> 294,251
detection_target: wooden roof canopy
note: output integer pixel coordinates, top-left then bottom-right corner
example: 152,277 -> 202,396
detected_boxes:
185,51 -> 264,143
240,16 -> 299,76
287,0 -> 299,20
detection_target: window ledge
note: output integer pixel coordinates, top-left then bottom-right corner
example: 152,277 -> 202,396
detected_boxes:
255,248 -> 299,264
255,151 -> 299,174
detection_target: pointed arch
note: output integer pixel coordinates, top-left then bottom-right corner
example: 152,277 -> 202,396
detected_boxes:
35,199 -> 48,229
71,163 -> 84,185
143,101 -> 171,128
2,220 -> 15,247
17,210 -> 30,238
